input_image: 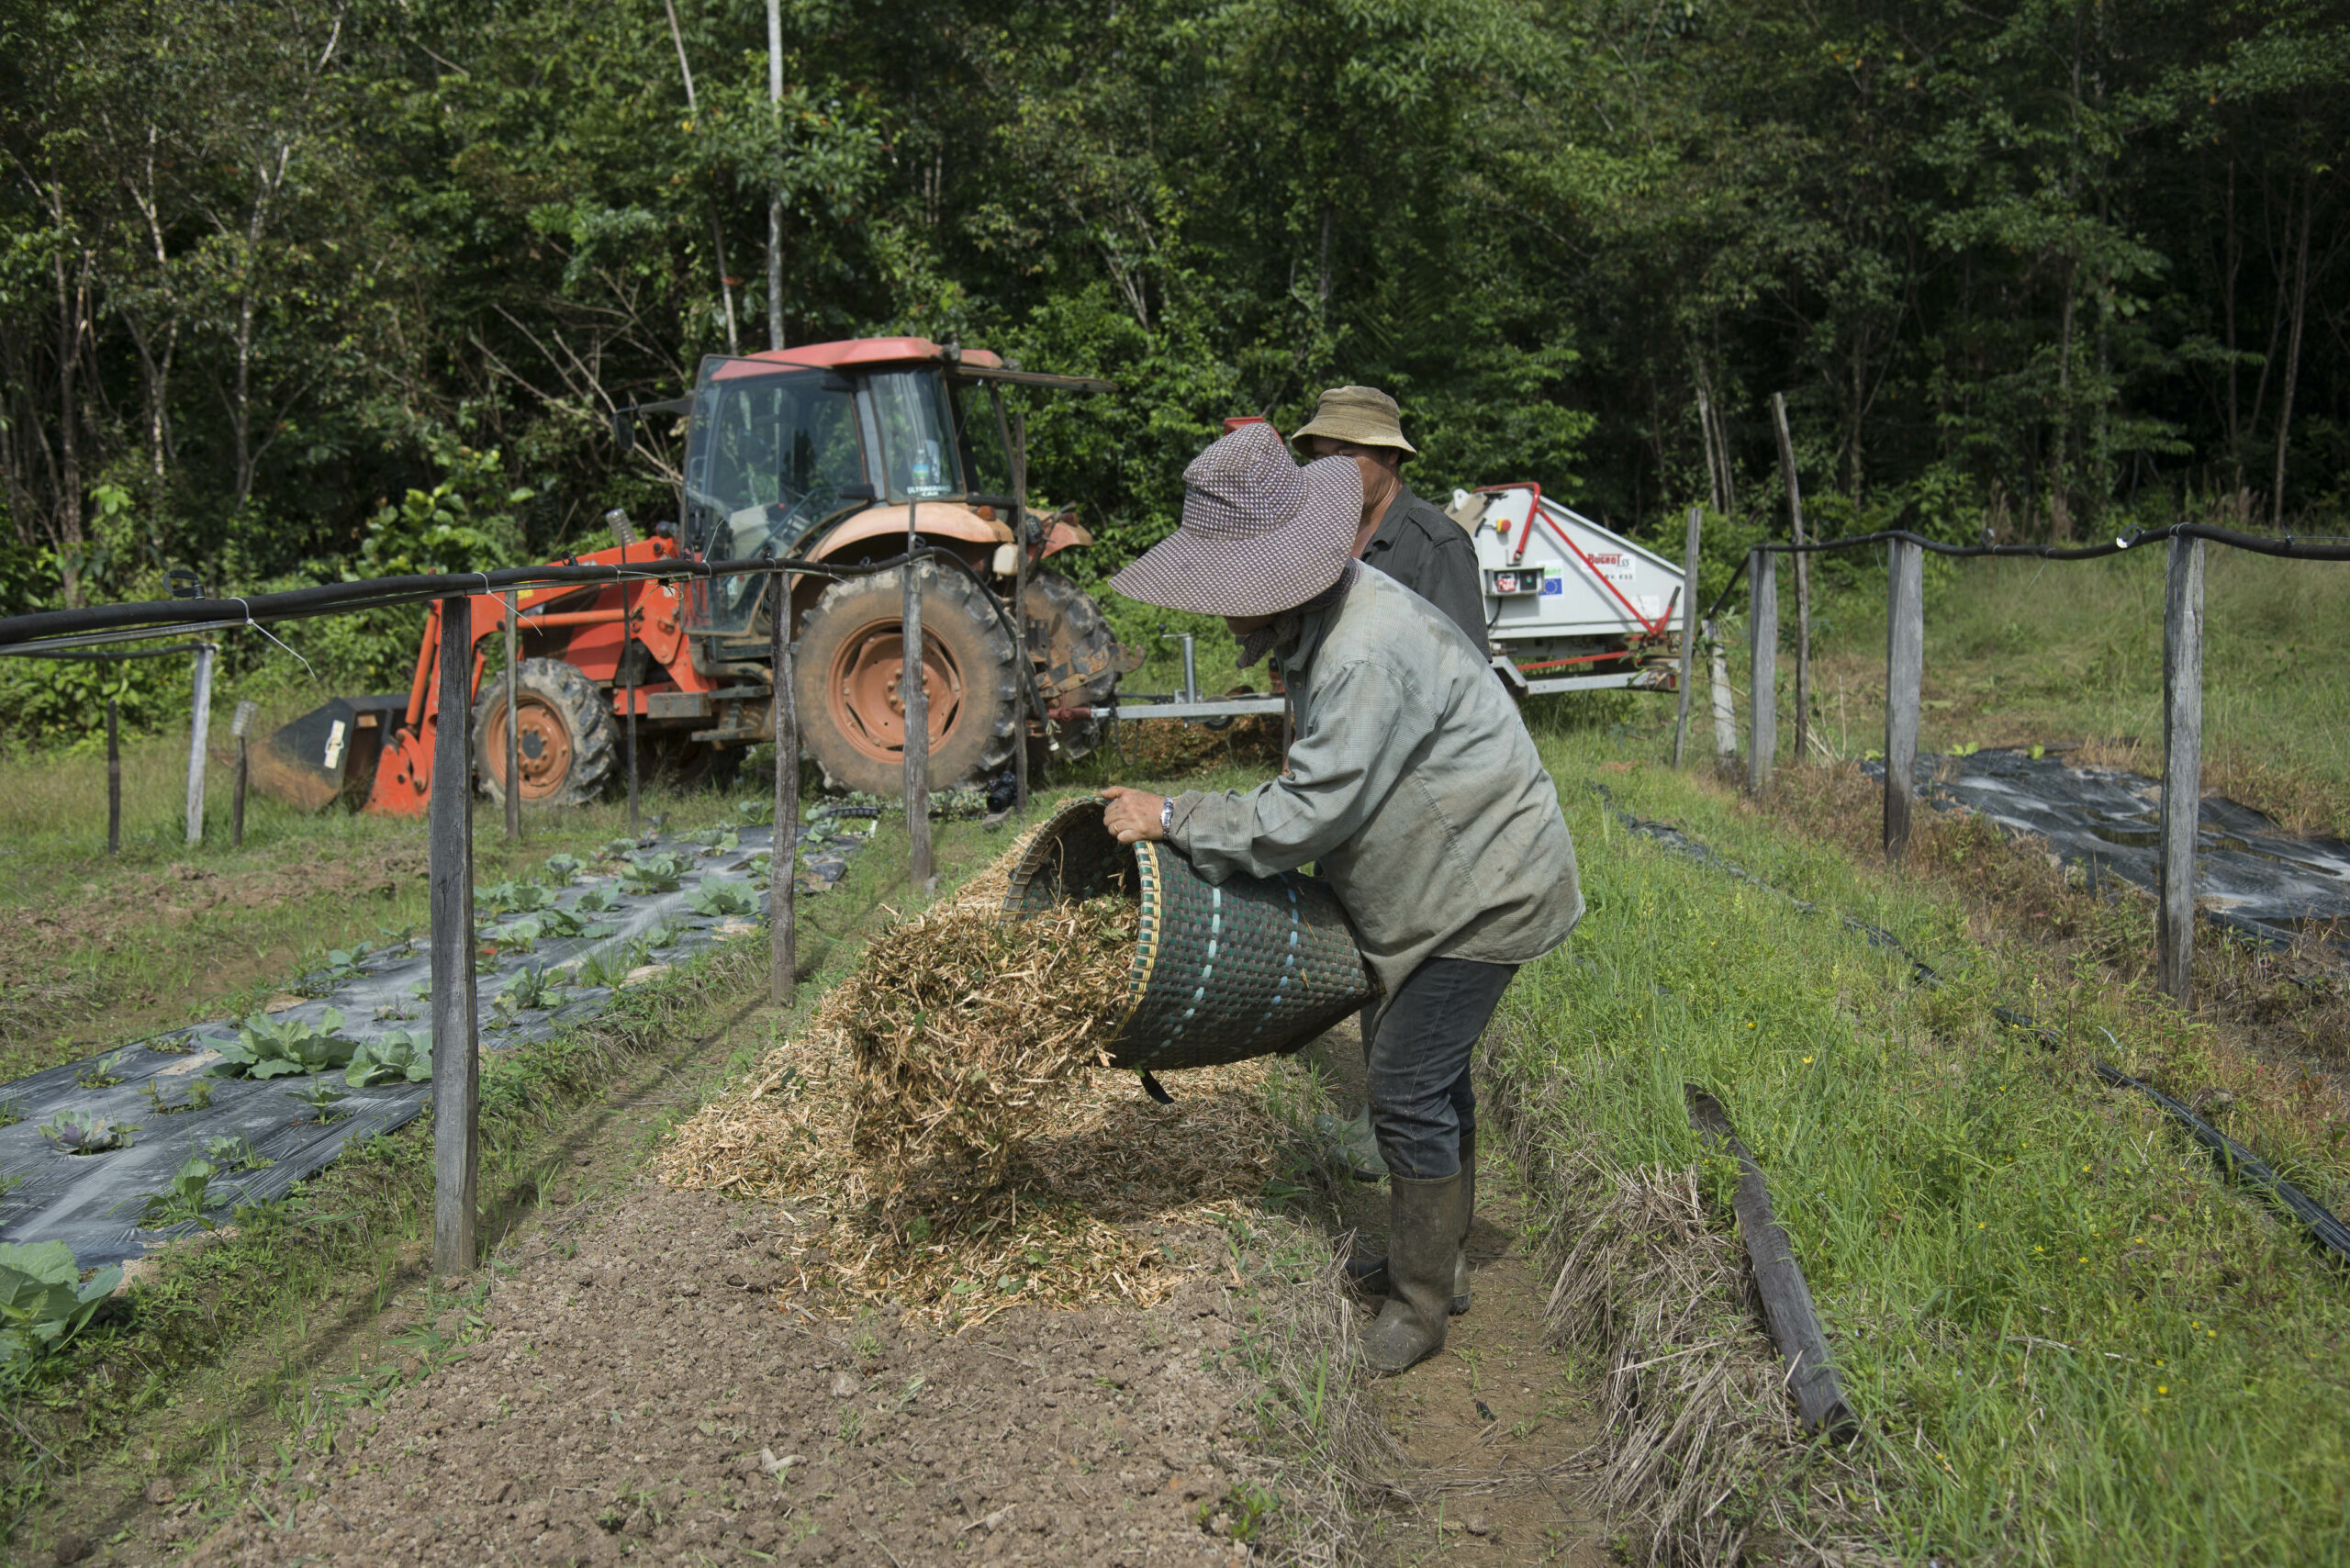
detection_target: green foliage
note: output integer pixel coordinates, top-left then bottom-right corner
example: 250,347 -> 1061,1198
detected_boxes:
493,966 -> 566,1021
219,1009 -> 356,1079
0,1243 -> 120,1373
201,1135 -> 274,1172
282,1081 -> 352,1122
345,1030 -> 432,1088
140,1076 -> 214,1114
688,825 -> 740,856
73,1050 -> 129,1090
688,879 -> 758,919
541,854 -> 582,886
622,851 -> 691,893
130,1157 -> 230,1232
38,1111 -> 137,1155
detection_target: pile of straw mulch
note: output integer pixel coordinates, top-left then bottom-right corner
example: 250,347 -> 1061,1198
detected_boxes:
655,824 -> 1304,1327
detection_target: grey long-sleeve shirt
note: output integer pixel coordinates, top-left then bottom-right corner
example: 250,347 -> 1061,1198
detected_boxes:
1167,566 -> 1581,1000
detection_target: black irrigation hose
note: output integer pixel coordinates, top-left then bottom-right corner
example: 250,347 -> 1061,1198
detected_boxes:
1750,521 -> 2350,565
2090,1063 -> 2350,1267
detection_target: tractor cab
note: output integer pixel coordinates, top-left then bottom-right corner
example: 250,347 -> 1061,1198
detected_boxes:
672,341 -> 1031,669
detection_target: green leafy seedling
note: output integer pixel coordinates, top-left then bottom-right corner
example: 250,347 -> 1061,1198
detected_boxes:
201,1135 -> 274,1172
639,923 -> 680,951
131,1157 -> 230,1232
75,1050 -> 130,1090
284,1082 -> 352,1122
0,1241 -> 122,1371
140,1077 -> 214,1114
571,949 -> 627,989
377,923 -> 419,956
688,825 -> 741,856
218,1009 -> 355,1079
487,915 -> 542,954
600,836 -> 637,860
542,853 -> 582,886
345,1030 -> 433,1088
622,851 -> 690,893
688,879 -> 758,919
39,1110 -> 137,1155
734,798 -> 775,825
573,885 -> 621,913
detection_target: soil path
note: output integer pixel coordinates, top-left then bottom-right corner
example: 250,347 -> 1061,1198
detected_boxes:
176,1165 -> 1263,1566
1301,1029 -> 1609,1566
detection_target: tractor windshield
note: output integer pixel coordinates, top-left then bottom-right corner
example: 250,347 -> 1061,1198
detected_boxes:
686,361 -> 867,633
869,370 -> 964,501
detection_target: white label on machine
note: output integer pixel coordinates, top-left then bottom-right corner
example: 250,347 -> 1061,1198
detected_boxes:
323,720 -> 348,770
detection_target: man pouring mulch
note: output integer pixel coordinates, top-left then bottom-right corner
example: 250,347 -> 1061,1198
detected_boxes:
1100,422 -> 1583,1373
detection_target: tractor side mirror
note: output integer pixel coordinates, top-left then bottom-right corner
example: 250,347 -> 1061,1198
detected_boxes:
834,484 -> 877,504
611,409 -> 635,456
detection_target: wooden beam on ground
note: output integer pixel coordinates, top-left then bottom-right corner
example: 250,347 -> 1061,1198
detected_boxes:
429,596 -> 480,1278
771,572 -> 798,1006
1672,506 -> 1702,767
1884,538 -> 1924,864
2159,533 -> 2205,1002
1747,549 -> 1777,791
185,643 -> 215,845
1771,393 -> 1812,767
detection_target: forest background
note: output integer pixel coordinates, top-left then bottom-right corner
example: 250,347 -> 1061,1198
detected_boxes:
3,0 -> 2346,747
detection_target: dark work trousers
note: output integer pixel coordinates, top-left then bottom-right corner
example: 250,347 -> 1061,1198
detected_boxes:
1363,958 -> 1520,1181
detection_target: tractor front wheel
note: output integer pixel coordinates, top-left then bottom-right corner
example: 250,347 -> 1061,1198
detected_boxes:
793,561 -> 1018,796
471,657 -> 619,808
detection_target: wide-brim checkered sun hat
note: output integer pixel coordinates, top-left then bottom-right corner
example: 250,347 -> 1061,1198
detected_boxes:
1109,423 -> 1362,618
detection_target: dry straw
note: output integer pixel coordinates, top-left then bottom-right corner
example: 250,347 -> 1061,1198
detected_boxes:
657,823 -> 1300,1327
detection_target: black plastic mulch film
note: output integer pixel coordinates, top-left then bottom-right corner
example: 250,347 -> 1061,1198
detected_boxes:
1595,784 -> 2350,1271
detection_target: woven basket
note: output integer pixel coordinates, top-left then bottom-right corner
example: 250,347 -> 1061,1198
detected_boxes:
1002,796 -> 1376,1071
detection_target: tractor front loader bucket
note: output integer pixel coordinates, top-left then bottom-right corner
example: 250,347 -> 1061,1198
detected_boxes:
252,694 -> 410,812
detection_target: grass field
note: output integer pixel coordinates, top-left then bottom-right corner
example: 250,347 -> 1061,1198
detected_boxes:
1787,547 -> 2350,837
1498,727 -> 2350,1562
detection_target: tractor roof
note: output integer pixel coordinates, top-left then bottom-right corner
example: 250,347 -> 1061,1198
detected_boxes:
711,338 -> 1004,378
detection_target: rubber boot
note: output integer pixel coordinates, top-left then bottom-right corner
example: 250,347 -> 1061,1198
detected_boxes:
1346,1131 -> 1474,1315
1361,1170 -> 1469,1373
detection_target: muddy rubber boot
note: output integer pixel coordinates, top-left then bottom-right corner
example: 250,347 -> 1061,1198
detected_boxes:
1361,1170 -> 1469,1373
1348,1132 -> 1474,1315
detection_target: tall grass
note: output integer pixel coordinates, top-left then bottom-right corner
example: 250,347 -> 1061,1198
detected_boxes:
1804,547 -> 2350,834
1499,738 -> 2350,1562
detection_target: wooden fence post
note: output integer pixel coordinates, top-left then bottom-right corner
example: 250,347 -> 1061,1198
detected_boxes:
1772,394 -> 1812,766
230,700 -> 257,849
1708,621 -> 1737,757
1010,408 -> 1033,814
1672,505 -> 1702,767
429,597 -> 479,1278
1884,539 -> 1924,864
106,697 -> 121,855
902,519 -> 934,893
504,592 -> 520,842
2158,533 -> 2205,1002
625,606 -> 640,837
771,571 -> 798,1005
1747,549 -> 1777,791
185,643 -> 215,846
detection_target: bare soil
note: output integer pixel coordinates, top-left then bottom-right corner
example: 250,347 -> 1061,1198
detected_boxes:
172,1182 -> 1262,1567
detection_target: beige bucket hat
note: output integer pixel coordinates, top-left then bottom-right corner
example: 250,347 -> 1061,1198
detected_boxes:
1291,385 -> 1416,456
1109,423 -> 1363,617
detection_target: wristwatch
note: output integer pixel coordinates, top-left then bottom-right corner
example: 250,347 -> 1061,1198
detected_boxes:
1159,799 -> 1175,836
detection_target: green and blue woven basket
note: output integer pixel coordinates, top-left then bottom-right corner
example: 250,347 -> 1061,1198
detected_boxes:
1002,796 -> 1376,1071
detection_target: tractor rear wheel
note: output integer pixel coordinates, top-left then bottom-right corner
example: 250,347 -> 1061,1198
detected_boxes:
472,657 -> 618,808
793,561 -> 1018,796
1023,568 -> 1119,764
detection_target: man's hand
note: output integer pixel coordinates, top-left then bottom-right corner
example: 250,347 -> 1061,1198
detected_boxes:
1101,786 -> 1169,846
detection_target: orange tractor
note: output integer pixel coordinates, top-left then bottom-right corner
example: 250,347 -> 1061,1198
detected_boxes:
254,338 -> 1124,814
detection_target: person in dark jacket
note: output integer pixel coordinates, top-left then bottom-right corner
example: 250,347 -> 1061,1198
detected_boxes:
1293,386 -> 1499,1190
1292,386 -> 1487,653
